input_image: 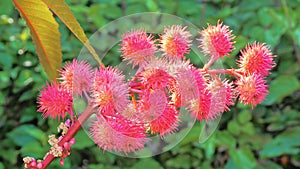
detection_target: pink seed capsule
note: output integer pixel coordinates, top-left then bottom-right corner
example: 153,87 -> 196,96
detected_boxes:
31,160 -> 36,167
65,119 -> 71,127
64,142 -> 70,149
60,159 -> 64,166
37,162 -> 43,169
58,136 -> 63,141
69,138 -> 76,145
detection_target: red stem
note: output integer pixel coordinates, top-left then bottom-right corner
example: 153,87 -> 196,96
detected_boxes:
41,103 -> 95,169
203,57 -> 216,70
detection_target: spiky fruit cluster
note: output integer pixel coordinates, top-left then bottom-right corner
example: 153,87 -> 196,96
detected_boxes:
37,21 -> 275,156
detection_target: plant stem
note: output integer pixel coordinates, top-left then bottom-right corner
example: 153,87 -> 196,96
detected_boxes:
203,58 -> 216,70
41,102 -> 95,169
280,0 -> 300,65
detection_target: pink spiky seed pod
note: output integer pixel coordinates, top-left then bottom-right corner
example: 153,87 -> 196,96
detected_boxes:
138,68 -> 175,90
206,78 -> 234,119
138,89 -> 168,122
37,82 -> 73,120
236,74 -> 269,106
143,57 -> 191,78
90,113 -> 148,154
160,25 -> 192,60
169,84 -> 181,108
119,103 -> 138,120
199,20 -> 235,60
149,104 -> 180,137
172,67 -> 199,107
59,59 -> 93,96
119,29 -> 156,67
187,68 -> 212,121
238,42 -> 276,76
91,67 -> 129,114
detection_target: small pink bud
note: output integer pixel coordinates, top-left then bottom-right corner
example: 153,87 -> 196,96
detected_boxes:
69,138 -> 76,145
64,142 -> 70,149
58,136 -> 63,141
37,163 -> 43,169
60,159 -> 64,166
31,160 -> 36,167
65,119 -> 71,127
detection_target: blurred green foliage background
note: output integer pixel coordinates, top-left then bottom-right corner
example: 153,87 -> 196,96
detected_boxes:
1,0 -> 300,168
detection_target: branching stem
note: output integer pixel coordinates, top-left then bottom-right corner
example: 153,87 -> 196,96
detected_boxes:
41,102 -> 95,169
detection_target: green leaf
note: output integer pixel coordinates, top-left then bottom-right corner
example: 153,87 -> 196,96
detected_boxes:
146,0 -> 158,12
247,26 -> 265,42
257,160 -> 283,169
131,158 -> 163,169
0,70 -> 10,89
72,129 -> 94,149
229,35 -> 248,62
0,52 -> 13,69
7,124 -> 47,146
47,156 -> 71,169
0,0 -> 14,15
228,120 -> 240,135
229,147 -> 256,169
0,92 -> 5,105
14,69 -> 33,88
278,59 -> 300,75
88,5 -> 107,28
267,123 -> 285,132
0,145 -> 19,164
294,27 -> 300,49
225,159 -> 239,169
216,131 -> 236,149
263,75 -> 300,105
258,8 -> 273,26
241,122 -> 255,135
20,106 -> 37,123
42,0 -> 104,67
13,0 -> 62,80
200,134 -> 216,159
179,122 -> 202,146
41,0 -> 87,44
238,0 -> 272,12
237,110 -> 252,124
89,164 -> 120,169
20,141 -> 47,157
260,126 -> 300,157
90,148 -> 116,165
73,97 -> 87,114
197,161 -> 213,169
248,133 -> 271,151
166,154 -> 192,169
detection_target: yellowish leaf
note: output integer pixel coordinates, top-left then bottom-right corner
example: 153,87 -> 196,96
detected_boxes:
13,0 -> 62,80
42,0 -> 104,68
